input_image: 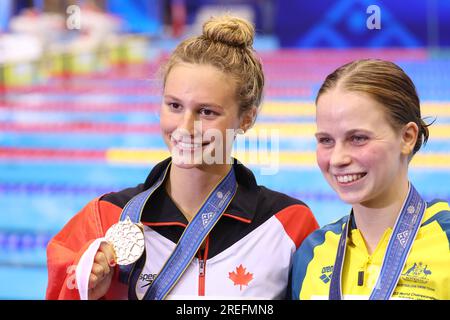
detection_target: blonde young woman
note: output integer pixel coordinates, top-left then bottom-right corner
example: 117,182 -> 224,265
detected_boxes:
46,16 -> 318,300
291,59 -> 450,300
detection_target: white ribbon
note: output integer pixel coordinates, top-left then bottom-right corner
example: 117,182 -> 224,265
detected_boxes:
75,238 -> 107,300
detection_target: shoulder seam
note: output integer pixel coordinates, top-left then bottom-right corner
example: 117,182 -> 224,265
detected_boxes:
91,197 -> 104,238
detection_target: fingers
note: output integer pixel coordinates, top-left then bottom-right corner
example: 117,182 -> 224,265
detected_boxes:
88,242 -> 116,290
89,262 -> 109,289
89,267 -> 99,290
93,260 -> 109,278
99,242 -> 116,267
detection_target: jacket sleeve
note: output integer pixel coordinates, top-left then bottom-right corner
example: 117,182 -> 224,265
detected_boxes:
275,203 -> 319,249
45,198 -> 108,300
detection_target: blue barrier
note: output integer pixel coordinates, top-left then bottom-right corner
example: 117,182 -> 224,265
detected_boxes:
107,0 -> 162,34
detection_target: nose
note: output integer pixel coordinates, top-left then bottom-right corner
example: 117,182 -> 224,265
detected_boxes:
177,110 -> 202,139
329,142 -> 352,168
179,110 -> 196,134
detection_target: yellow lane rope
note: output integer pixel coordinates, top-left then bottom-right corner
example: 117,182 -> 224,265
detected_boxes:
106,149 -> 450,168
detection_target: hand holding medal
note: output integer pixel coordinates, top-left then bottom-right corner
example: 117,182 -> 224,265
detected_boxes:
77,217 -> 146,300
87,242 -> 116,300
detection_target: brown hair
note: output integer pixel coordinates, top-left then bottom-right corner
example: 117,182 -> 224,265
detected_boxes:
161,15 -> 264,116
316,59 -> 431,155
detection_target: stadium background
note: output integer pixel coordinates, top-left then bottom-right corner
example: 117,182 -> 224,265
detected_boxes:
0,0 -> 449,299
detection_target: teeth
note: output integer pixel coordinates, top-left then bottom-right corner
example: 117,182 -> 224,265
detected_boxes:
177,141 -> 202,149
336,174 -> 364,183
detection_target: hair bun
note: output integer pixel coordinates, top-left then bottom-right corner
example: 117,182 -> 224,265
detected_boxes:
202,15 -> 254,48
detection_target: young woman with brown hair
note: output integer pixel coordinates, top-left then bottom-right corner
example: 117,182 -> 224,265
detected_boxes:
291,59 -> 450,300
46,15 -> 318,300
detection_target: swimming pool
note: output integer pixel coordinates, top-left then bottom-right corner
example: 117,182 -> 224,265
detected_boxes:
1,48 -> 449,299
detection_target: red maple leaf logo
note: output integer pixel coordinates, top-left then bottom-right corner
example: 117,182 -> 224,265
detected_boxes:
228,264 -> 253,290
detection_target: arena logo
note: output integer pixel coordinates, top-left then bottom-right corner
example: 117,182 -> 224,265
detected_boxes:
66,5 -> 81,30
319,265 -> 334,284
170,121 -> 280,175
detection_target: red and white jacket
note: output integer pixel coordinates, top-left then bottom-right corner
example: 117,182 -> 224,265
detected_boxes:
46,158 -> 318,299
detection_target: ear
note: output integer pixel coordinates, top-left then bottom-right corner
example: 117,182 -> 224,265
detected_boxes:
239,106 -> 258,133
401,122 -> 419,156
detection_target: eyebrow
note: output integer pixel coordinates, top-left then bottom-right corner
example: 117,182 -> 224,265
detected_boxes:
345,129 -> 371,136
315,129 -> 371,138
314,132 -> 326,138
163,94 -> 224,109
163,94 -> 181,102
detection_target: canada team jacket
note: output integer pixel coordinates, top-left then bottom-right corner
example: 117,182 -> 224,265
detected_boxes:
46,158 -> 318,299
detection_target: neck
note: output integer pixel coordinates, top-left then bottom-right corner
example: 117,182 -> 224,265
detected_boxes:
352,180 -> 410,255
166,163 -> 232,221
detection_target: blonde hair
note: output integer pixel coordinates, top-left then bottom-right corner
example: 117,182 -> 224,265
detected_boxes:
316,59 -> 431,155
162,15 -> 264,116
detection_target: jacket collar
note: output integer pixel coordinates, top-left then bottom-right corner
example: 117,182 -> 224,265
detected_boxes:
142,158 -> 259,225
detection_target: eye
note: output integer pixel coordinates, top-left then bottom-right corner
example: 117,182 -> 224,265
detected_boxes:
350,135 -> 368,145
167,102 -> 182,111
316,136 -> 334,146
199,108 -> 219,117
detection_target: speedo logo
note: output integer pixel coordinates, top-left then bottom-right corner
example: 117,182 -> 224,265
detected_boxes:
139,273 -> 157,288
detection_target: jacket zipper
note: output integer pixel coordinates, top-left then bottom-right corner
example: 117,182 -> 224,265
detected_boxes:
198,237 -> 209,296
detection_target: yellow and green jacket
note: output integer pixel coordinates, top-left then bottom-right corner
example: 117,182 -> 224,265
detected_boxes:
291,200 -> 450,300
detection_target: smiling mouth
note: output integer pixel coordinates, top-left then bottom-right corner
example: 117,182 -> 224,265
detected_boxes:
335,173 -> 367,184
171,137 -> 211,150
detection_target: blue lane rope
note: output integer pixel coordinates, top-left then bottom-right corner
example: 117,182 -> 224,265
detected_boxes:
1,183 -> 449,203
0,231 -> 52,251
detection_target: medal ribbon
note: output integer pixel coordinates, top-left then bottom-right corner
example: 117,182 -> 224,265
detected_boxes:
117,164 -> 170,284
120,162 -> 237,300
329,183 -> 426,300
